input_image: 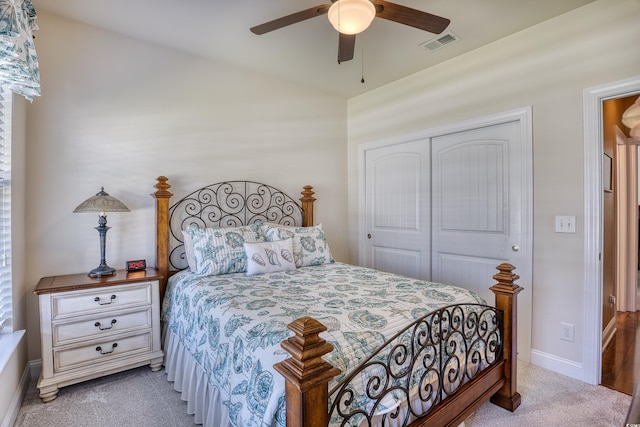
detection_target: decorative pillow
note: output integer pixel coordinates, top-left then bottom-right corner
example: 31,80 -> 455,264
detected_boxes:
259,222 -> 321,240
244,239 -> 296,276
261,223 -> 334,267
187,223 -> 265,276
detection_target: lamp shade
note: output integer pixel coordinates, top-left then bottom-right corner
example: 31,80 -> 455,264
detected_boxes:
73,187 -> 130,214
328,0 -> 376,35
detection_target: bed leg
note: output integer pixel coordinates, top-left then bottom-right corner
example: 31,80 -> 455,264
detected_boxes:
274,317 -> 341,427
489,263 -> 524,412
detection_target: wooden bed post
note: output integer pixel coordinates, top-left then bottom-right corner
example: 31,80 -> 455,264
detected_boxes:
153,176 -> 172,301
273,317 -> 341,427
300,186 -> 315,227
489,263 -> 523,411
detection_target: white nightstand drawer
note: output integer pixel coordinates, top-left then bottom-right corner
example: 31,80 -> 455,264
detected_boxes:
54,332 -> 152,372
52,283 -> 152,320
53,308 -> 152,346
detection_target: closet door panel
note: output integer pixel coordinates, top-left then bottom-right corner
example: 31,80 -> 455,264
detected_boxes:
363,140 -> 430,279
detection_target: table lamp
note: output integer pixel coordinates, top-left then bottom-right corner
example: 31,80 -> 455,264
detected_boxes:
73,187 -> 130,277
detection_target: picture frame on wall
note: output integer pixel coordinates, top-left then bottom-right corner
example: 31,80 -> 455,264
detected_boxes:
603,153 -> 613,193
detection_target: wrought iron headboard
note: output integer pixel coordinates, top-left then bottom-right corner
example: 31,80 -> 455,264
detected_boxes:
168,181 -> 305,270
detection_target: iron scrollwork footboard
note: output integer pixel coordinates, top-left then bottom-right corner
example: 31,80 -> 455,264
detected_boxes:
328,304 -> 503,427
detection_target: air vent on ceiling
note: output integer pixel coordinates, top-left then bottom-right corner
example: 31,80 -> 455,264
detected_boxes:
420,31 -> 460,52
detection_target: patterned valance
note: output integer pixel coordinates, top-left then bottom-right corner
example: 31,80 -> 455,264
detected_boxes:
0,0 -> 39,101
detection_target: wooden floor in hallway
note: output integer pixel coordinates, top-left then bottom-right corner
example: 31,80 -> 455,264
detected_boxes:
602,311 -> 640,395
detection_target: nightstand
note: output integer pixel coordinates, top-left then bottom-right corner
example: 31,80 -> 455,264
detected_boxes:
33,268 -> 164,402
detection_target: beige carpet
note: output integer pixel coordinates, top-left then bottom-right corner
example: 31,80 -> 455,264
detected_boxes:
15,362 -> 631,426
466,363 -> 631,426
15,367 -> 192,427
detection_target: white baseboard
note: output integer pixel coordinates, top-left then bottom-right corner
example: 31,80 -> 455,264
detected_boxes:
0,357 -> 31,427
602,316 -> 617,352
530,349 -> 584,382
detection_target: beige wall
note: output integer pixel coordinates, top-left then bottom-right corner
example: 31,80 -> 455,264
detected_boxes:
347,0 -> 640,374
23,12 -> 349,361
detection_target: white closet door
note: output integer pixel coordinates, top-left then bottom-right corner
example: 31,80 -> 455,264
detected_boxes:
363,140 -> 430,280
430,120 -> 530,362
431,121 -> 523,304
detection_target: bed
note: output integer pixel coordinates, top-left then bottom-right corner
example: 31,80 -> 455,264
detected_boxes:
152,176 -> 522,427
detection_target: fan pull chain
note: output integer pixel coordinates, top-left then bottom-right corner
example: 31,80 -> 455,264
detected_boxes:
361,48 -> 365,83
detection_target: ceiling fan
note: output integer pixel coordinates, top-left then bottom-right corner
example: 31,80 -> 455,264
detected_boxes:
250,0 -> 451,63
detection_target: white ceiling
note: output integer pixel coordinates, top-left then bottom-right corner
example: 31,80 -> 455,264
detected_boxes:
33,0 -> 597,98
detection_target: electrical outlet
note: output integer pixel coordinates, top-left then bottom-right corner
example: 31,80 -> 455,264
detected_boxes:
561,322 -> 575,342
610,295 -> 616,305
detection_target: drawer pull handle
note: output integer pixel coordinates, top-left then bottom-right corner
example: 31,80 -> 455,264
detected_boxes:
95,319 -> 117,330
94,295 -> 116,305
96,343 -> 118,355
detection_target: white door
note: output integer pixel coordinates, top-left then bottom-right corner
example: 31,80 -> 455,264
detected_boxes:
363,140 -> 431,279
431,120 -> 530,362
431,122 -> 524,304
362,117 -> 532,363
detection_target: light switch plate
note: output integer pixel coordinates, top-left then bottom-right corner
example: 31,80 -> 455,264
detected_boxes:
555,216 -> 576,233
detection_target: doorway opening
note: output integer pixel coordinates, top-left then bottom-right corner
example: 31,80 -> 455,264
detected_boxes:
583,76 -> 640,387
600,95 -> 640,395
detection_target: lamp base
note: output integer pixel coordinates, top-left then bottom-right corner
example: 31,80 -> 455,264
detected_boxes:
89,264 -> 116,278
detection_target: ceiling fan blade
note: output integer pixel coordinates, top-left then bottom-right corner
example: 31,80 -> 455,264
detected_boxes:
337,33 -> 356,63
373,0 -> 450,34
250,4 -> 331,35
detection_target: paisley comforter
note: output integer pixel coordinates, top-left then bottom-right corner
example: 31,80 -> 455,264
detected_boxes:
162,262 -> 487,427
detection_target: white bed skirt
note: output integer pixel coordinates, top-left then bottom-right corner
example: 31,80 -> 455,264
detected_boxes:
164,326 -> 232,427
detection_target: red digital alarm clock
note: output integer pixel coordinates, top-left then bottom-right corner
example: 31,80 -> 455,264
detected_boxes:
126,259 -> 146,272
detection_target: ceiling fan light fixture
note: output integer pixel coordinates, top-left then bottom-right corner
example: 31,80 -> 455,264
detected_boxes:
328,0 -> 376,35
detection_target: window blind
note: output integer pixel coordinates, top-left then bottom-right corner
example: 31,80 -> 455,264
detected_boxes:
0,88 -> 12,333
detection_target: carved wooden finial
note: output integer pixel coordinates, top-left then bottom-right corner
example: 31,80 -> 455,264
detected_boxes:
274,317 -> 340,427
493,263 -> 520,286
300,186 -> 316,203
153,176 -> 173,198
277,317 -> 337,380
299,186 -> 315,227
274,317 -> 340,390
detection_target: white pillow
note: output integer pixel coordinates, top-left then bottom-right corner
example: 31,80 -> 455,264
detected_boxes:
244,239 -> 296,276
